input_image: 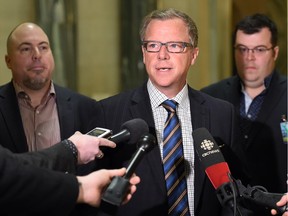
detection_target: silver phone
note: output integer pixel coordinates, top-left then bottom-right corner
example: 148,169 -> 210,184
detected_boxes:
86,127 -> 112,138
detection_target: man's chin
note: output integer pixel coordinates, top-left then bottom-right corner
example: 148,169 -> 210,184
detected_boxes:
24,79 -> 49,90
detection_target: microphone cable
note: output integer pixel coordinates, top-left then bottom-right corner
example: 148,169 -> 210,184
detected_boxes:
228,173 -> 244,216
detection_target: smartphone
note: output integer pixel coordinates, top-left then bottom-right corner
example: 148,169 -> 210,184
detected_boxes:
86,127 -> 112,138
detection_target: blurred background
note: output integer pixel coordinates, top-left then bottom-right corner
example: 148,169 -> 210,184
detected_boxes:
0,0 -> 286,100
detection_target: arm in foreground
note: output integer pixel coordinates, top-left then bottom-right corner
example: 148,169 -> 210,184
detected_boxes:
7,131 -> 116,173
0,150 -> 139,215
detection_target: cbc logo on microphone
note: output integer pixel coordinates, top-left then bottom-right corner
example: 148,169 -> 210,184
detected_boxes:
200,139 -> 220,158
201,139 -> 214,150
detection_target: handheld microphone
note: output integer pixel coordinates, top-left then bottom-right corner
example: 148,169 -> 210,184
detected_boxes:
87,118 -> 149,145
109,118 -> 149,145
192,127 -> 287,215
101,133 -> 156,206
124,132 -> 156,178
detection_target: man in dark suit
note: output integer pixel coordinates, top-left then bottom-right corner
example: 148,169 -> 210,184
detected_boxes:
92,9 -> 237,216
201,14 -> 287,194
201,14 -> 287,216
0,22 -> 98,156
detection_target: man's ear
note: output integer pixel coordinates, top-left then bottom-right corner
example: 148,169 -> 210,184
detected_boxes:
5,55 -> 12,69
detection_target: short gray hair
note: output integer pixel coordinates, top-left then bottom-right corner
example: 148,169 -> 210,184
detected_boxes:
139,8 -> 198,47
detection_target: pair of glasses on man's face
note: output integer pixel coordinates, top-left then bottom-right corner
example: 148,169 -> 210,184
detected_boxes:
234,45 -> 274,56
142,41 -> 193,53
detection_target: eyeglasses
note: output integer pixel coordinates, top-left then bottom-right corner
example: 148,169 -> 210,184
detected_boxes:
234,45 -> 274,56
142,41 -> 193,53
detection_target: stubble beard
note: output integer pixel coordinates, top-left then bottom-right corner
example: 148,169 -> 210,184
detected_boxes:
23,77 -> 49,91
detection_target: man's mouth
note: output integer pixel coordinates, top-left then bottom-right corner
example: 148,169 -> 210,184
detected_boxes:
156,67 -> 172,71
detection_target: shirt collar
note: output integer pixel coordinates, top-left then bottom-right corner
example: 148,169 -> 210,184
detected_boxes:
147,79 -> 189,109
13,80 -> 56,100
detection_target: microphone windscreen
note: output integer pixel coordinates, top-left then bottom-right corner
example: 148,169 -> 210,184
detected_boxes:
137,133 -> 156,152
205,162 -> 231,189
121,118 -> 149,144
192,127 -> 231,188
192,127 -> 225,168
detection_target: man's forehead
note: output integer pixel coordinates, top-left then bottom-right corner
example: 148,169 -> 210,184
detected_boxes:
11,25 -> 49,45
235,28 -> 272,45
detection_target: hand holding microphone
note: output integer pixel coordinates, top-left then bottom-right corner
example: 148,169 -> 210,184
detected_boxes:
87,118 -> 149,159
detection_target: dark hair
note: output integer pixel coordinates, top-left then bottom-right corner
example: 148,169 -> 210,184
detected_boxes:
233,13 -> 278,46
139,8 -> 198,48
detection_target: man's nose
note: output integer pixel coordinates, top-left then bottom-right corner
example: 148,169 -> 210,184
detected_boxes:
246,49 -> 256,60
32,47 -> 41,60
157,44 -> 169,60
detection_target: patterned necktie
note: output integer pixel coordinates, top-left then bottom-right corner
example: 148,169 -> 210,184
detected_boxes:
162,100 -> 190,216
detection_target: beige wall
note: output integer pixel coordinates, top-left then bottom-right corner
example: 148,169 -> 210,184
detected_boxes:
0,0 -> 35,84
0,1 -> 285,99
77,0 -> 120,99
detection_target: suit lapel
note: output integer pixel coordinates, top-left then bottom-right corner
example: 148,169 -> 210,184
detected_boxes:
0,82 -> 28,152
55,85 -> 74,140
224,76 -> 242,107
129,85 -> 167,195
257,73 -> 286,121
188,87 -> 211,211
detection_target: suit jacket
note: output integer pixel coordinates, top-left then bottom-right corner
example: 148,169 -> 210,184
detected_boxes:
0,144 -> 78,216
2,140 -> 77,173
0,81 -> 97,153
201,71 -> 287,193
91,83 -> 237,216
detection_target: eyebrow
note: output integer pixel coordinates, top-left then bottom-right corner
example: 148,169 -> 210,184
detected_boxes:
18,41 -> 49,47
235,44 -> 271,48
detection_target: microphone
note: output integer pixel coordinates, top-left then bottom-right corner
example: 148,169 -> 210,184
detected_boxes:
192,127 -> 231,189
101,133 -> 156,206
109,118 -> 149,145
192,127 -> 236,211
192,127 -> 287,215
87,118 -> 149,145
124,132 -> 156,178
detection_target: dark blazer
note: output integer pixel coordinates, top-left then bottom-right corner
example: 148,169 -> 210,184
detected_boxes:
0,144 -> 78,216
91,83 -> 237,216
0,81 -> 97,153
1,141 -> 77,173
201,72 -> 287,193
